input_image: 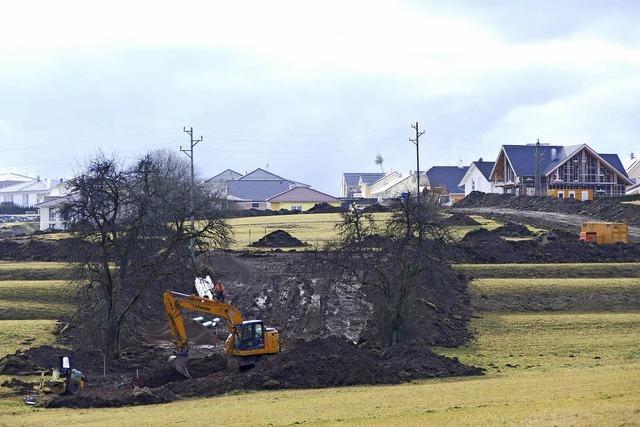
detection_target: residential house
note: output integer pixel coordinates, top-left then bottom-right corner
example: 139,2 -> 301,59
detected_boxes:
360,171 -> 402,198
203,169 -> 242,195
35,181 -> 71,230
340,173 -> 385,198
624,153 -> 640,186
425,166 -> 469,202
207,167 -> 345,211
0,177 -> 59,207
489,143 -> 632,200
459,159 -> 498,196
267,187 -> 341,211
369,172 -> 426,200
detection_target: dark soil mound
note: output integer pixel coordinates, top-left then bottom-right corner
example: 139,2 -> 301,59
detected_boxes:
456,191 -> 640,226
45,337 -> 481,408
306,203 -> 345,214
249,230 -> 308,247
361,203 -> 390,213
461,228 -> 502,243
494,221 -> 533,237
443,213 -> 479,226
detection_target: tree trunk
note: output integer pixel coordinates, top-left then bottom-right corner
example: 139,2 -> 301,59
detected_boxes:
104,311 -> 121,359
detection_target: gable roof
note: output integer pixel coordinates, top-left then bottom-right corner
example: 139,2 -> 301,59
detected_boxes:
492,144 -> 631,184
473,161 -> 495,180
0,172 -> 34,182
267,186 -> 340,203
204,169 -> 242,183
226,180 -> 297,201
239,168 -> 309,186
426,166 -> 469,193
0,179 -> 52,193
342,172 -> 385,188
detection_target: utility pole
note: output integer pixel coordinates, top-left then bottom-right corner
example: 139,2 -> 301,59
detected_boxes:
535,138 -> 541,196
180,126 -> 203,259
409,122 -> 425,202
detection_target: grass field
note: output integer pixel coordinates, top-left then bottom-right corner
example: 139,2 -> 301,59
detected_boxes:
454,262 -> 640,278
0,256 -> 639,425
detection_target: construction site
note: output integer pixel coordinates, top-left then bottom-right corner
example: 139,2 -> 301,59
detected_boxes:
0,192 -> 639,424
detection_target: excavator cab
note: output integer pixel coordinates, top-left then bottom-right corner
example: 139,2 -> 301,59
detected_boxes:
235,320 -> 266,350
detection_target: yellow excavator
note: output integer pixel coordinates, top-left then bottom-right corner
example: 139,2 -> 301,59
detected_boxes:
163,291 -> 280,377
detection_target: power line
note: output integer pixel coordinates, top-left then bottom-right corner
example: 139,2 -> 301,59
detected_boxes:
180,126 -> 203,260
409,121 -> 425,202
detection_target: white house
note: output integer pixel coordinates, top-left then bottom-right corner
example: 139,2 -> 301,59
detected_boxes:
624,152 -> 640,186
35,181 -> 71,231
361,171 -> 402,198
0,177 -> 59,207
459,159 -> 499,196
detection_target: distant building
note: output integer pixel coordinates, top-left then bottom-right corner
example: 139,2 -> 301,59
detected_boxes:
207,167 -> 338,211
459,159 -> 498,196
425,166 -> 469,202
35,181 -> 72,231
0,176 -> 60,207
489,143 -> 632,199
623,152 -> 640,187
267,187 -> 341,211
340,173 -> 385,198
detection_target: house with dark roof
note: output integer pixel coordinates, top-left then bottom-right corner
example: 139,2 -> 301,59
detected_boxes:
267,187 -> 341,211
459,159 -> 498,196
425,166 -> 469,202
623,152 -> 640,188
340,172 -> 385,198
489,143 -> 632,199
205,167 -> 341,211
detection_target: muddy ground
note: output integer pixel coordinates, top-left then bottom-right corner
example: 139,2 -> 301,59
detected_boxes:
456,192 -> 640,226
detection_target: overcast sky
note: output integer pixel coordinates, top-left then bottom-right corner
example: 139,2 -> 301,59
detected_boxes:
1,0 -> 639,193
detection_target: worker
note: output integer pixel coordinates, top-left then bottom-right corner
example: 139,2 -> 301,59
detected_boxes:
214,280 -> 225,302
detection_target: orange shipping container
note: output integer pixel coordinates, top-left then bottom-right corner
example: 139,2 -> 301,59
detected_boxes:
580,222 -> 628,244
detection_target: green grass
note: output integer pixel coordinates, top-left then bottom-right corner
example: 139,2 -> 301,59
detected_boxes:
437,312 -> 640,373
228,213 -> 391,249
0,320 -> 60,357
454,262 -> 640,278
0,262 -> 71,281
473,277 -> 640,293
0,280 -> 74,320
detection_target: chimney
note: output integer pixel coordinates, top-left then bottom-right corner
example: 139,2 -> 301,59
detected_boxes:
478,157 -> 483,162
631,152 -> 636,159
551,148 -> 557,161
458,157 -> 464,169
36,175 -> 41,182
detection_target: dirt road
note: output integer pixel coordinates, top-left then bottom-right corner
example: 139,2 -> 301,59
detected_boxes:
454,207 -> 640,241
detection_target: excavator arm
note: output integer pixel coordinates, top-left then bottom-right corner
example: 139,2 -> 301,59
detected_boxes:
162,290 -> 280,378
163,291 -> 245,354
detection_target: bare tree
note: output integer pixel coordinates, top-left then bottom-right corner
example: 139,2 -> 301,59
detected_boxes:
61,151 -> 232,358
375,153 -> 385,173
322,194 -> 455,347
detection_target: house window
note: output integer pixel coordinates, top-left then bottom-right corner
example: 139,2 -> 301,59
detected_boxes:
558,191 -> 564,199
569,191 -> 576,199
23,194 -> 29,206
251,202 -> 260,208
3,195 -> 13,203
49,208 -> 57,222
291,206 -> 303,212
471,179 -> 475,191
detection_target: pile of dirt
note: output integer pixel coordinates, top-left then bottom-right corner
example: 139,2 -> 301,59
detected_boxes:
456,192 -> 640,226
306,203 -> 345,214
45,337 -> 481,408
443,213 -> 479,226
493,221 -> 533,237
461,228 -> 502,243
249,230 -> 308,247
361,203 -> 390,213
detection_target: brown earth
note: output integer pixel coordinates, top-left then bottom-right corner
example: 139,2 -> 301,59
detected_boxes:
443,213 -> 480,226
249,230 -> 308,247
43,337 -> 482,408
455,192 -> 640,226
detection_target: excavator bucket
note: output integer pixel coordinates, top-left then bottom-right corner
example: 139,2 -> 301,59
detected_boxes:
169,355 -> 191,378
